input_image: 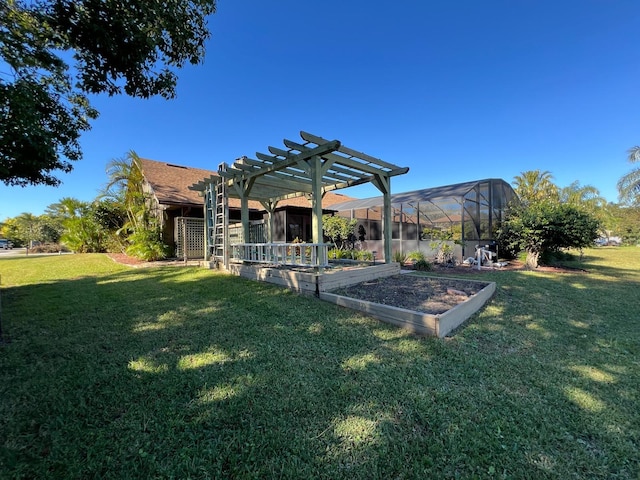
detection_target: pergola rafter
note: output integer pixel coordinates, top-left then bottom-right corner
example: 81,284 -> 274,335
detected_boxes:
191,131 -> 409,265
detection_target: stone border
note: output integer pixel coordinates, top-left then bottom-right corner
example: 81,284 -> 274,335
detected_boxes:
319,277 -> 496,337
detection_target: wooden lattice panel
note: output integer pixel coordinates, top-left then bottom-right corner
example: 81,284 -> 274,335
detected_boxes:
175,217 -> 205,259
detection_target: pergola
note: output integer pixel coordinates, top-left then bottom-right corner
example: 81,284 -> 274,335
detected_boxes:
191,131 -> 409,266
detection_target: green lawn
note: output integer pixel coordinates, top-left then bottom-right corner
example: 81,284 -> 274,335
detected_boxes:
0,249 -> 638,479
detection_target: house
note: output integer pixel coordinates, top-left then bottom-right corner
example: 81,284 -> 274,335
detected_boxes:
139,158 -> 355,256
140,159 -> 516,263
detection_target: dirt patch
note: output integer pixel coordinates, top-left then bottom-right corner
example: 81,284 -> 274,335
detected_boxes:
331,274 -> 489,315
107,253 -> 145,266
107,253 -> 201,268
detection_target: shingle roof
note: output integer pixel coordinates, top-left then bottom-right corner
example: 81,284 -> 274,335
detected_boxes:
139,158 -> 216,207
139,157 -> 355,210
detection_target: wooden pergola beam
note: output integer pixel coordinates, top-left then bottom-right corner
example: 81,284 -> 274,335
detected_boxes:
193,132 -> 409,264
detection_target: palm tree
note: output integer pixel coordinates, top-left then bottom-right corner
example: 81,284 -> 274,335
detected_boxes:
513,170 -> 559,205
560,181 -> 606,212
617,146 -> 640,206
101,151 -> 168,260
45,197 -> 87,220
102,151 -> 148,232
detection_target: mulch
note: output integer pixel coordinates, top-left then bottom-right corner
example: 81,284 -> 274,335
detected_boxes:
106,253 -> 201,268
420,259 -> 588,275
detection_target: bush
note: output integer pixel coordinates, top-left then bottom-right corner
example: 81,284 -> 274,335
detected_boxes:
392,250 -> 407,263
29,243 -> 70,253
413,259 -> 433,271
125,228 -> 170,261
407,250 -> 426,262
357,250 -> 374,261
498,201 -> 599,268
329,249 -> 375,262
328,248 -> 342,259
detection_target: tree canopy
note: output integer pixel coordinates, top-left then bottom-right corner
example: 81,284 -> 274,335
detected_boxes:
512,170 -> 559,205
500,171 -> 601,268
322,214 -> 357,250
498,201 -> 600,269
0,0 -> 216,187
617,146 -> 640,206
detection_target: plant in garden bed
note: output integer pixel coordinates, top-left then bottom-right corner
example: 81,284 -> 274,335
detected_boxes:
392,250 -> 407,264
329,248 -> 374,262
403,250 -> 433,270
413,258 -> 433,271
422,228 -> 461,266
406,250 -> 426,262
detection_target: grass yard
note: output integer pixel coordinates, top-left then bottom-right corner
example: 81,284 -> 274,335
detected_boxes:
0,249 -> 638,479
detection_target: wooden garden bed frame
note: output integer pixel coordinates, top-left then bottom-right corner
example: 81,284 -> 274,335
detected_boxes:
319,277 -> 496,338
227,262 -> 400,295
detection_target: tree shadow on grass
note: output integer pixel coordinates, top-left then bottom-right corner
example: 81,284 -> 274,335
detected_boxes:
1,260 -> 639,478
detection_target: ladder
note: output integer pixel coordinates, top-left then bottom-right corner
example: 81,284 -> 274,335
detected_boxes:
210,163 -> 228,265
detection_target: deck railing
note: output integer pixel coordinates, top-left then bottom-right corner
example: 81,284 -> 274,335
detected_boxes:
230,243 -> 331,267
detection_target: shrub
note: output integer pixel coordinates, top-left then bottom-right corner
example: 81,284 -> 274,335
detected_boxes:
125,228 -> 170,261
413,259 -> 433,271
392,250 -> 407,263
540,249 -> 576,265
407,250 -> 426,262
29,243 -> 70,253
356,250 -> 374,261
498,201 -> 600,268
329,249 -> 375,262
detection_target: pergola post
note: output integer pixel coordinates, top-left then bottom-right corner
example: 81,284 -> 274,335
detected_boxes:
232,178 -> 254,243
309,156 -> 326,266
260,200 -> 278,243
372,173 -> 392,263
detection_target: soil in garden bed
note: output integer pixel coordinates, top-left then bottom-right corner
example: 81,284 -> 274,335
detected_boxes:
331,274 -> 489,315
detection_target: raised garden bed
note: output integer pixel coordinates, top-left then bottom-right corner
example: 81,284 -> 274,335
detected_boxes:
227,262 -> 400,294
320,274 -> 495,337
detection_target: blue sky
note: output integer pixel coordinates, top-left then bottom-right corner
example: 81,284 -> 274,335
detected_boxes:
2,0 -> 640,219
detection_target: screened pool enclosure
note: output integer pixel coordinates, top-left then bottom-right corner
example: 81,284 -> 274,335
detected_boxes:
330,178 -> 518,262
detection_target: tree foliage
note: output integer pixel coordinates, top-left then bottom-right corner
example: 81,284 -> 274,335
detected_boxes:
617,146 -> 640,206
56,198 -> 126,253
498,201 -> 600,268
502,171 -> 603,267
603,204 -> 640,246
0,0 -> 216,187
559,181 -> 607,214
7,212 -> 43,247
512,170 -> 559,206
102,151 -> 169,260
322,215 -> 357,250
